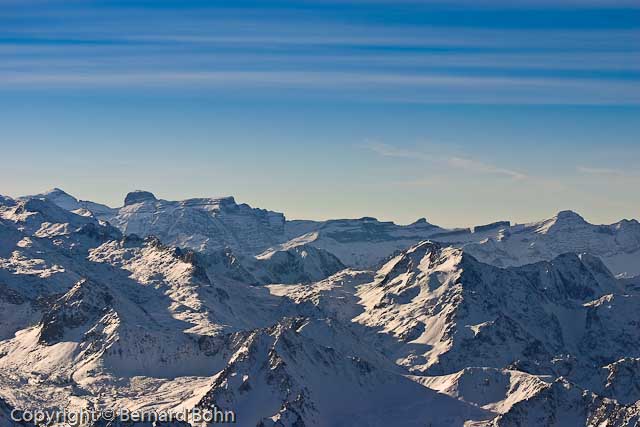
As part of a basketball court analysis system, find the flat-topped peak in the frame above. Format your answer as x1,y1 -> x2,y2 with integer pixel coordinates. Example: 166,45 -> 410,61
215,196 -> 237,205
555,210 -> 586,222
124,190 -> 157,206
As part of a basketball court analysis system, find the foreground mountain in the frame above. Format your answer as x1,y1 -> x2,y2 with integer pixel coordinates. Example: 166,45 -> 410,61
271,241 -> 640,425
195,317 -> 490,427
2,189 -> 638,426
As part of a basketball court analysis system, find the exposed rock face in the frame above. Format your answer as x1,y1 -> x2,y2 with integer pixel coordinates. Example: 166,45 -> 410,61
474,221 -> 511,233
600,358 -> 640,405
123,190 -> 158,206
100,194 -> 287,256
38,279 -> 114,344
485,378 -> 640,427
196,318 -> 490,427
0,397 -> 33,426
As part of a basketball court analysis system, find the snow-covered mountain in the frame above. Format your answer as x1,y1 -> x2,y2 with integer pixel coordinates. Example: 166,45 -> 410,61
443,210 -> 640,279
21,188 -> 114,218
271,240 -> 639,425
31,188 -> 640,279
1,188 -> 638,426
101,190 -> 287,255
283,216 -> 445,268
282,211 -> 640,279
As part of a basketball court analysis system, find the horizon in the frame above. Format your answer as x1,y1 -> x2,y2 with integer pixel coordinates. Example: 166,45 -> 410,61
4,186 -> 637,229
1,0 -> 638,228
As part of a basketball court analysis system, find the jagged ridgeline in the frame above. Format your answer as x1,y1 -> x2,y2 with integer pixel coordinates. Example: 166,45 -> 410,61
0,189 -> 638,426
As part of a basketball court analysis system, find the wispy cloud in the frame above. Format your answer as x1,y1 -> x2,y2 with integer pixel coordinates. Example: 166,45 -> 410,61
364,141 -> 431,160
5,28 -> 638,51
2,1 -> 638,107
313,0 -> 640,7
364,141 -> 527,180
1,70 -> 637,106
448,156 -> 527,180
4,51 -> 638,72
577,166 -> 638,178
1,71 -> 631,88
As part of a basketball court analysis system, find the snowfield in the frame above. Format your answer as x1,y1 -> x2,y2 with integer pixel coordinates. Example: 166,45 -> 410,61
0,188 -> 638,426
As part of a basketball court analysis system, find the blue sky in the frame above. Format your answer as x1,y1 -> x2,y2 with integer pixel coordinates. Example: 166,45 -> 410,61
1,0 -> 638,227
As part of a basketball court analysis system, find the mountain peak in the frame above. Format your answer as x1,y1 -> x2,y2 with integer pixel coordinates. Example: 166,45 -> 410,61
408,240 -> 443,254
44,187 -> 71,196
35,187 -> 77,202
124,190 -> 157,206
377,240 -> 465,284
555,210 -> 586,222
533,210 -> 589,235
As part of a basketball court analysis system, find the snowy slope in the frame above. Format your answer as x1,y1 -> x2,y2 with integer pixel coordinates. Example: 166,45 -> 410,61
413,368 -> 551,414
439,210 -> 640,279
484,378 -> 640,427
195,318 -> 491,427
279,211 -> 640,279
22,188 -> 115,218
270,240 -> 639,425
100,191 -> 286,255
352,241 -> 630,378
32,188 -> 640,278
0,196 -> 290,410
283,217 -> 445,268
253,243 -> 345,284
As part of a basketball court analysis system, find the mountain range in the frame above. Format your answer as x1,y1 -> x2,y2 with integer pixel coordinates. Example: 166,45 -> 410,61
0,188 -> 638,426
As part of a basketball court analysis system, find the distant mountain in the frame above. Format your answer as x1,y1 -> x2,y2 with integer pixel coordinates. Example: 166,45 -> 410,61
30,188 -> 640,278
283,216 -> 445,268
253,243 -> 345,284
100,191 -> 287,256
443,210 -> 640,279
21,188 -> 114,218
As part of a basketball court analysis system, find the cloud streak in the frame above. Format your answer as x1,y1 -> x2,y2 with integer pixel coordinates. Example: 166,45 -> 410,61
365,142 -> 528,180
311,0 -> 640,8
448,156 -> 527,180
577,166 -> 639,178
5,28 -> 639,51
2,2 -> 638,107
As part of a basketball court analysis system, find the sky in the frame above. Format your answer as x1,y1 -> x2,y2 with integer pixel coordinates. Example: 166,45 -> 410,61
0,0 -> 639,228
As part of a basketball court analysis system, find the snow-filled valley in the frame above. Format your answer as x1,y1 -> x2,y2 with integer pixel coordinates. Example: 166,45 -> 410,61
0,188 -> 639,426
